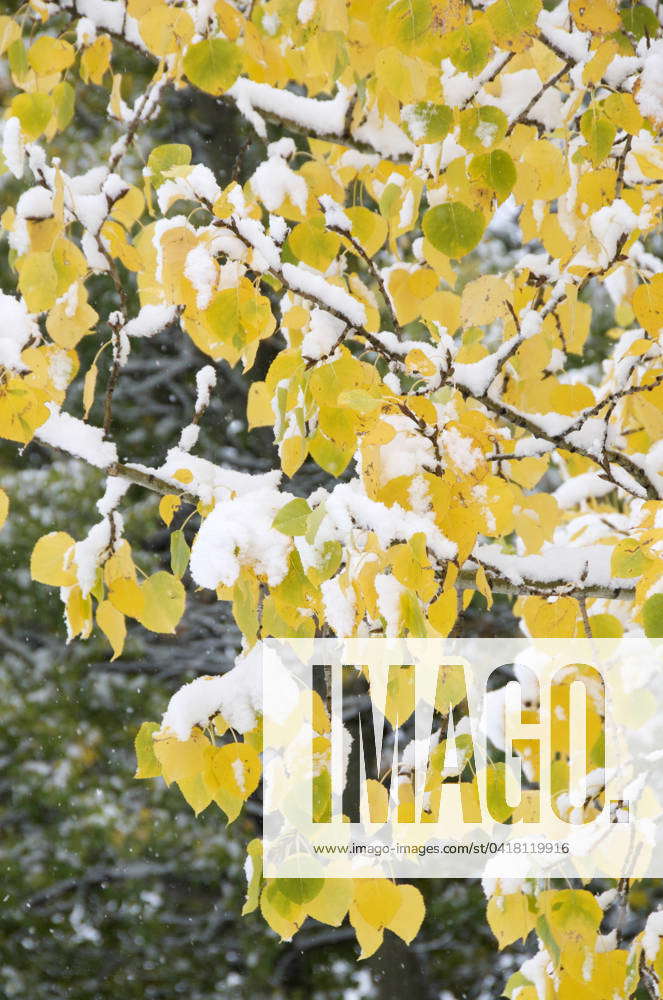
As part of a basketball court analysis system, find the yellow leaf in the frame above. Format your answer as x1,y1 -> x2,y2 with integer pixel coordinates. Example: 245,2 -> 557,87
281,435 -> 308,477
153,728 -> 208,784
66,585 -> 93,639
80,33 -> 112,85
134,721 -> 160,778
289,218 -> 341,271
405,348 -> 437,376
460,275 -> 511,327
82,363 -> 97,420
487,891 -> 537,949
514,141 -> 569,202
428,586 -> 458,637
365,777 -> 389,823
0,487 -> 8,530
569,0 -> 620,33
46,283 -> 98,349
30,531 -> 76,586
96,599 -> 126,659
386,884 -> 425,944
0,377 -> 50,445
633,275 -> 663,336
349,902 -> 384,959
111,186 -> 145,229
353,878 -> 401,929
177,772 -> 214,815
260,883 -> 304,941
28,35 -> 75,73
137,571 -> 186,633
345,206 -> 388,257
0,16 -> 21,56
103,540 -> 136,585
522,596 -> 579,638
207,742 -> 261,799
476,565 -> 493,609
173,467 -> 193,484
241,839 -> 263,915
247,381 -> 274,429
10,92 -> 53,141
108,576 -> 144,618
420,290 -> 461,336
307,878 -> 353,927
139,5 -> 194,57
18,252 -> 58,313
100,220 -> 143,271
159,494 -> 181,526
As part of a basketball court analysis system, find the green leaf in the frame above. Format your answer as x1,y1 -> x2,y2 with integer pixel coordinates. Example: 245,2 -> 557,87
485,761 -> 513,823
52,81 -> 75,132
273,498 -> 312,536
459,105 -> 508,153
580,106 -> 617,166
232,572 -> 259,643
242,839 -> 263,915
611,538 -> 651,579
423,202 -> 485,259
588,613 -> 623,639
308,432 -> 354,477
621,3 -> 658,39
205,288 -> 242,348
274,876 -> 324,905
372,0 -> 432,45
147,143 -> 192,186
170,529 -> 191,579
183,38 -> 243,95
7,38 -> 28,82
444,22 -> 492,74
11,92 -> 53,140
134,721 -> 161,778
312,770 -> 332,823
487,0 -> 541,44
402,101 -> 453,144
469,150 -> 516,202
643,594 -> 663,638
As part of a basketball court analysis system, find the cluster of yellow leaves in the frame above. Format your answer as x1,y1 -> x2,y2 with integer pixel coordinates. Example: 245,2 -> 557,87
3,0 -> 663,974
493,886 -> 643,1000
30,533 -> 185,656
257,869 -> 424,957
135,714 -> 424,955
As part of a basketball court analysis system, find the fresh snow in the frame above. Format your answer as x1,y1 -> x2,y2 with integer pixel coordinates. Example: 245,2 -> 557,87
96,475 -> 130,516
301,307 -> 345,360
229,78 -> 350,140
249,151 -> 308,214
36,405 -> 118,469
2,117 -> 24,179
123,304 -> 177,339
189,484 -> 292,589
554,472 -> 613,509
194,365 -> 216,414
160,647 -> 262,740
73,516 -> 121,597
637,40 -> 663,123
281,263 -> 366,327
0,293 -> 39,370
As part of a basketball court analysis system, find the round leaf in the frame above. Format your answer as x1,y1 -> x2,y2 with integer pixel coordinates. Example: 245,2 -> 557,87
643,594 -> 663,638
138,571 -> 186,633
183,38 -> 243,96
422,202 -> 485,259
273,498 -> 312,536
